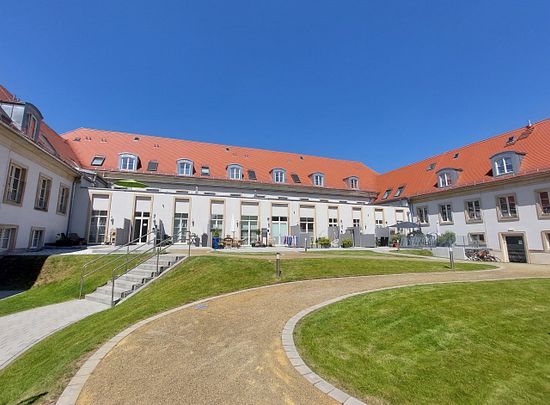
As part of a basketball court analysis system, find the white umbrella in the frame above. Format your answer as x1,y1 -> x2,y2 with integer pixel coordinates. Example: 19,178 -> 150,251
230,214 -> 236,243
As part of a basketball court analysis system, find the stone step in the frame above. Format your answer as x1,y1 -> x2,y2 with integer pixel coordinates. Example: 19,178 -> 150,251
107,279 -> 139,290
135,263 -> 168,272
129,269 -> 157,278
118,273 -> 151,284
95,285 -> 129,297
85,292 -> 118,306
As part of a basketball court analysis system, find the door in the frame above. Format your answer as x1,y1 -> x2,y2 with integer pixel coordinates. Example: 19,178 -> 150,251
89,210 -> 108,244
240,215 -> 259,245
133,211 -> 150,242
173,213 -> 188,243
505,236 -> 527,263
272,216 -> 288,245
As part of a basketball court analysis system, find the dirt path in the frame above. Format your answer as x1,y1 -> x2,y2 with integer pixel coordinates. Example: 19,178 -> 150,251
75,264 -> 550,405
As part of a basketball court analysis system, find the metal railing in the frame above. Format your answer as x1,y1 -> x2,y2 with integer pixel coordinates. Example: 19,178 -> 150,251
79,230 -> 157,299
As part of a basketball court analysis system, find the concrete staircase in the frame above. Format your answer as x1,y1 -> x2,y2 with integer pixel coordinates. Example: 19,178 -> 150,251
85,254 -> 184,306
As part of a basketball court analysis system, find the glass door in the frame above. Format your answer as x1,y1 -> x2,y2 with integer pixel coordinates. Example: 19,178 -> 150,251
133,211 -> 150,242
89,210 -> 108,244
173,213 -> 188,243
240,215 -> 259,246
271,216 -> 288,245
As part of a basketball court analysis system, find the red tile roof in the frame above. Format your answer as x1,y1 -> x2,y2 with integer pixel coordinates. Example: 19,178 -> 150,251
38,122 -> 82,167
0,84 -> 18,103
375,119 -> 550,202
61,128 -> 380,192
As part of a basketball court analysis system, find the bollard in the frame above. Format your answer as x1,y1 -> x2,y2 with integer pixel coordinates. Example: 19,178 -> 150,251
449,246 -> 455,269
275,252 -> 281,278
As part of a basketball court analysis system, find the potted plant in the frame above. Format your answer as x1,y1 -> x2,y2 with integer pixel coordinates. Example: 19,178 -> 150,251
212,230 -> 221,249
317,237 -> 331,248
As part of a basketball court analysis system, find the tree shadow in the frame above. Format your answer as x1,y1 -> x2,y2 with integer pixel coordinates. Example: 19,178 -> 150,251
16,391 -> 48,404
0,256 -> 49,290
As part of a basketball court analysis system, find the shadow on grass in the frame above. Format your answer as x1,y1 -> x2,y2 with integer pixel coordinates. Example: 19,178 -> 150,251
0,256 -> 49,291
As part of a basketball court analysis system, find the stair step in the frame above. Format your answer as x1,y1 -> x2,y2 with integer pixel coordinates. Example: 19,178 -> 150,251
129,269 -> 157,278
95,285 -> 129,297
85,292 -> 118,305
108,279 -> 140,290
137,263 -> 169,271
118,274 -> 150,283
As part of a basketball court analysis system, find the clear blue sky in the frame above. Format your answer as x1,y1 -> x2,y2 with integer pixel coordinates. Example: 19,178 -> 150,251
2,1 -> 550,172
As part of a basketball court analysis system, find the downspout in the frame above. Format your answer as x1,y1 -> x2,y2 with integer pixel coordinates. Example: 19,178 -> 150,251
66,177 -> 79,235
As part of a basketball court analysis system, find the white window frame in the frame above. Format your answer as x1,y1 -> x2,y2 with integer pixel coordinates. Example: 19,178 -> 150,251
3,161 -> 27,205
494,156 -> 514,176
91,156 -> 105,166
382,189 -> 392,199
439,203 -> 453,224
119,153 -> 138,171
29,227 -> 45,250
312,173 -> 324,187
227,165 -> 242,180
394,186 -> 404,197
417,206 -> 429,225
34,174 -> 52,211
465,199 -> 482,223
438,172 -> 452,188
273,169 -> 286,183
536,190 -> 550,218
348,177 -> 359,189
497,194 -> 518,221
177,159 -> 194,176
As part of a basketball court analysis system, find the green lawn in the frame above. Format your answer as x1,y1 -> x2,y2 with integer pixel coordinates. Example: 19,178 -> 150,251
390,248 -> 433,256
295,279 -> 550,404
0,256 -> 494,404
305,249 -> 389,256
0,255 -> 136,316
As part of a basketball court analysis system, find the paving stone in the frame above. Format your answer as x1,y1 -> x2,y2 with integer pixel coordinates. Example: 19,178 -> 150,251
328,388 -> 351,403
314,380 -> 335,394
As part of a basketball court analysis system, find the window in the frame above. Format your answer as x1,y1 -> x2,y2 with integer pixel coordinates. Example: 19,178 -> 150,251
300,217 -> 314,233
417,206 -> 429,225
497,195 -> 518,220
543,232 -> 550,251
329,217 -> 338,227
147,161 -> 158,171
273,169 -> 286,183
439,203 -> 453,223
201,166 -> 210,176
348,177 -> 359,189
291,174 -> 301,183
247,170 -> 257,180
34,175 -> 52,211
394,186 -> 405,197
494,156 -> 514,176
91,156 -> 105,166
382,189 -> 392,199
177,159 -> 193,176
119,154 -> 137,171
3,162 -> 27,205
312,173 -> 324,187
353,218 -> 360,227
26,114 -> 38,138
88,210 -> 108,243
210,214 -> 224,233
57,185 -> 70,215
0,226 -> 16,251
438,172 -> 452,188
469,233 -> 486,247
374,208 -> 384,226
427,163 -> 436,171
465,200 -> 482,222
227,165 -> 242,180
29,228 -> 44,249
537,191 -> 550,217
453,153 -> 460,159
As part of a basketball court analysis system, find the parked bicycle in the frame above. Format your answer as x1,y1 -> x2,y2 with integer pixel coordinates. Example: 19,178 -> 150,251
466,249 -> 500,262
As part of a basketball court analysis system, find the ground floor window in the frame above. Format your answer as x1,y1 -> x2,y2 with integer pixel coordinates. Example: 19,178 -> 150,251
353,218 -> 360,227
29,228 -> 44,249
328,217 -> 338,227
543,231 -> 550,251
469,233 -> 486,247
89,210 -> 108,244
0,226 -> 16,251
300,217 -> 314,234
211,214 -> 224,235
417,206 -> 428,225
271,216 -> 288,245
173,213 -> 188,242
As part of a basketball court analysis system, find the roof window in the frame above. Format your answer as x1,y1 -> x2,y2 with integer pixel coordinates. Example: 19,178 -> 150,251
147,161 -> 158,171
394,186 -> 405,197
348,176 -> 359,189
177,159 -> 194,176
272,169 -> 286,183
427,163 -> 436,171
228,164 -> 243,180
312,173 -> 324,187
119,153 -> 138,171
91,156 -> 105,166
201,166 -> 210,176
291,174 -> 301,183
453,153 -> 459,159
248,170 -> 257,180
382,189 -> 392,199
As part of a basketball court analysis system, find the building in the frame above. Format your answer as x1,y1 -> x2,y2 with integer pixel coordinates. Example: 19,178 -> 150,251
1,83 -> 549,263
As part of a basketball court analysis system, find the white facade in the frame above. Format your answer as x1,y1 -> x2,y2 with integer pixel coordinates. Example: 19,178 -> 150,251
0,123 -> 78,252
408,175 -> 550,264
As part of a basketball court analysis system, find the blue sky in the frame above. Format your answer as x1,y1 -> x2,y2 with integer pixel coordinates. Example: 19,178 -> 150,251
2,1 -> 550,172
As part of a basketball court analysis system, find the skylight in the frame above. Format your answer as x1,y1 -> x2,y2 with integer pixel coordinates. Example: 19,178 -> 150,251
291,174 -> 301,183
248,170 -> 257,180
147,161 -> 158,171
91,156 -> 105,166
394,186 -> 405,197
382,189 -> 392,199
427,163 -> 436,171
201,166 -> 210,176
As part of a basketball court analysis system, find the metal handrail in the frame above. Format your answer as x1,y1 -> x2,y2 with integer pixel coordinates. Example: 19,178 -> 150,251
107,228 -> 196,307
79,230 -> 157,298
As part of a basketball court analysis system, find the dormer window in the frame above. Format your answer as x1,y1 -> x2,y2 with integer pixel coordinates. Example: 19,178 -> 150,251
437,168 -> 461,188
91,156 -> 105,166
382,189 -> 392,199
119,154 -> 138,171
312,173 -> 324,187
177,159 -> 194,176
491,152 -> 523,177
348,177 -> 359,189
227,164 -> 243,180
272,169 -> 286,183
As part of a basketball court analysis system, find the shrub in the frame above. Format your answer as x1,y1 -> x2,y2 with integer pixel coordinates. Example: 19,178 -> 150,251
342,239 -> 353,248
437,231 -> 456,247
317,237 -> 331,248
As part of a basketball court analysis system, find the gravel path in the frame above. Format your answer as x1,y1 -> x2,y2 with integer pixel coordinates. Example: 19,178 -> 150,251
0,299 -> 108,370
74,264 -> 550,405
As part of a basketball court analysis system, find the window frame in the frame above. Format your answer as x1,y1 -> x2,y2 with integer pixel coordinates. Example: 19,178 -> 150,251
535,189 -> 550,219
3,160 -> 28,206
272,169 -> 286,184
416,206 -> 429,225
496,194 -> 519,221
119,153 -> 138,171
464,199 -> 483,223
382,189 -> 392,200
34,174 -> 52,211
90,156 -> 105,166
542,231 -> 550,252
177,159 -> 194,176
227,164 -> 243,180
0,225 -> 17,251
439,203 -> 453,224
438,172 -> 452,188
394,186 -> 405,197
312,173 -> 324,187
28,227 -> 45,250
494,156 -> 514,176
468,233 -> 486,247
56,184 -> 70,215
348,177 -> 359,190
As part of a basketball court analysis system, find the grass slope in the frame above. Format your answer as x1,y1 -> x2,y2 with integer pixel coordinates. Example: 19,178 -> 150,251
295,279 -> 550,404
0,256 -> 493,404
0,255 -> 134,316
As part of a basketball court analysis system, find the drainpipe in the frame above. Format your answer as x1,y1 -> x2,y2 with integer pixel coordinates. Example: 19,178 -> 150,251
66,177 -> 79,235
